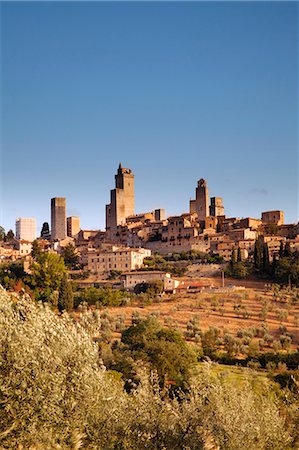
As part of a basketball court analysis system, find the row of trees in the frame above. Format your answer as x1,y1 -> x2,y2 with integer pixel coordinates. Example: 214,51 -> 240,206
226,240 -> 299,286
0,226 -> 14,242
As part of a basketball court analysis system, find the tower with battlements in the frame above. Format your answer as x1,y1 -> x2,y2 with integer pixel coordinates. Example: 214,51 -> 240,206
195,178 -> 209,222
106,164 -> 135,237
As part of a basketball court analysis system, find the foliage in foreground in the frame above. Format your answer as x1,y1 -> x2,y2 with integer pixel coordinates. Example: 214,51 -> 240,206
0,288 -> 297,449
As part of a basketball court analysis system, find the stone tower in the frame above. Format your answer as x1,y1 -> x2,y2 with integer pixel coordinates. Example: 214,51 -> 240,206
106,164 -> 135,236
209,197 -> 224,217
195,179 -> 209,222
51,197 -> 66,241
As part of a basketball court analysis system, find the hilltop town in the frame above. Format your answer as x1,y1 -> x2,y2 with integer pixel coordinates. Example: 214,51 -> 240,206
1,163 -> 298,289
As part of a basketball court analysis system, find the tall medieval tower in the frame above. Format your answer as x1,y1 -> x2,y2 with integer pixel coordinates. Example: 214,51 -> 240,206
195,179 -> 209,222
51,197 -> 66,241
106,164 -> 135,237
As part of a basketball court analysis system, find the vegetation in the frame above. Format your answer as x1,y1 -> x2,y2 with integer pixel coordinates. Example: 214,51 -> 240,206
0,227 -> 15,242
134,280 -> 164,296
225,260 -> 251,279
112,316 -> 197,391
275,252 -> 299,286
61,243 -> 80,269
0,225 -> 5,241
0,261 -> 27,290
0,289 -> 297,449
58,274 -> 74,312
226,240 -> 299,287
75,286 -> 132,308
143,254 -> 188,276
29,252 -> 67,301
31,239 -> 42,260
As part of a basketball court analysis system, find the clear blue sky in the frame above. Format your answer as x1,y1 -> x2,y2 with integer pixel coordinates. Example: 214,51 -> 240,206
1,1 -> 298,233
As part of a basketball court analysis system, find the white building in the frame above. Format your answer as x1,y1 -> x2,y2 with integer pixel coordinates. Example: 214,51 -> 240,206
87,246 -> 151,274
15,218 -> 36,242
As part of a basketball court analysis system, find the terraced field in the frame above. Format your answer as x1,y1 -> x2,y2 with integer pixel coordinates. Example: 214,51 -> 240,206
106,278 -> 299,352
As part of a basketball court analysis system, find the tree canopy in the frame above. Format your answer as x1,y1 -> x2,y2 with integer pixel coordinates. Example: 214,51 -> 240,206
0,290 -> 294,449
120,317 -> 197,389
29,252 -> 67,300
61,243 -> 80,269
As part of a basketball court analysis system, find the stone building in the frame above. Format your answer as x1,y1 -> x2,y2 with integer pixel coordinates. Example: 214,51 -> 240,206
161,215 -> 199,247
209,197 -> 224,217
195,178 -> 209,222
67,216 -> 80,238
205,216 -> 218,230
51,197 -> 66,241
87,246 -> 151,274
261,235 -> 286,261
227,228 -> 257,241
154,209 -> 165,221
189,199 -> 196,214
261,210 -> 284,226
106,164 -> 135,239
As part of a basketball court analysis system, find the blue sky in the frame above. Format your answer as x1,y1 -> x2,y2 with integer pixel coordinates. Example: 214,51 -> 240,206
1,1 -> 298,233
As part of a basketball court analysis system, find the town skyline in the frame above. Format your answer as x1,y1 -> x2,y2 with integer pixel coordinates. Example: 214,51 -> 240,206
1,162 -> 298,235
2,162 -> 299,236
1,2 -> 298,231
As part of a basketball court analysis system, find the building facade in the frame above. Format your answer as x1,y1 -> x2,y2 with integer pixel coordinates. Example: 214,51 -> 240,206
51,197 -> 66,241
262,210 -> 284,226
209,197 -> 224,217
67,216 -> 80,238
87,246 -> 151,274
15,217 -> 36,242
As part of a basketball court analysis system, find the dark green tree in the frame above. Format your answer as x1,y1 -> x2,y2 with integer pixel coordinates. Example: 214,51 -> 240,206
31,240 -> 42,260
62,243 -> 79,269
275,254 -> 299,287
0,226 -> 5,241
284,242 -> 291,257
263,243 -> 270,274
237,247 -> 242,263
271,253 -> 278,277
120,317 -> 197,389
6,230 -> 14,241
230,248 -> 237,267
134,280 -> 164,295
279,241 -> 284,258
58,274 -> 74,312
254,240 -> 263,271
201,327 -> 221,358
29,253 -> 67,300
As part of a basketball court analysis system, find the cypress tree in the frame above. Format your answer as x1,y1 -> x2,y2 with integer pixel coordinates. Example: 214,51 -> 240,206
237,247 -> 242,262
284,242 -> 291,257
58,275 -> 74,312
254,240 -> 262,271
263,243 -> 270,274
271,253 -> 277,277
31,240 -> 42,261
231,248 -> 237,266
279,241 -> 284,258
